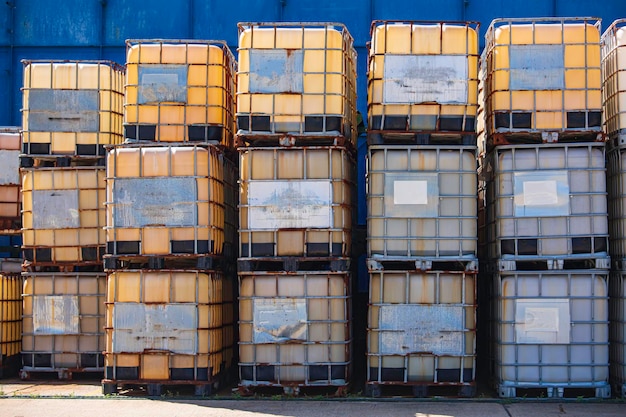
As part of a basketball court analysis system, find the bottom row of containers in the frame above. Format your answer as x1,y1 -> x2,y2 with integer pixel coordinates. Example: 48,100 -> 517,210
1,269 -> 626,397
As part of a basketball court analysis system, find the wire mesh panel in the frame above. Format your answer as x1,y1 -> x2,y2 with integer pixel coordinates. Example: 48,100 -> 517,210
484,18 -> 603,142
238,271 -> 351,387
367,146 -> 477,260
104,270 -> 228,382
21,60 -> 124,156
493,270 -> 610,398
236,22 -> 357,145
124,40 -> 236,146
21,273 -> 105,376
367,270 -> 476,386
609,270 -> 626,397
21,167 -> 105,266
239,146 -> 354,258
367,21 -> 479,137
601,19 -> 626,144
483,143 -> 609,268
0,128 -> 21,229
0,273 -> 22,376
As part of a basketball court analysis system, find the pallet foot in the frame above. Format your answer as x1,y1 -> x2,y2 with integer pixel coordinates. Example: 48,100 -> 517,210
102,383 -> 117,395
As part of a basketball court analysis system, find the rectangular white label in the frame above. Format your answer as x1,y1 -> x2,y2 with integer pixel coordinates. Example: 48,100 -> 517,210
383,55 -> 468,104
515,299 -> 570,344
248,180 -> 332,229
393,180 -> 428,205
249,50 -> 304,94
253,298 -> 307,343
522,180 -> 558,206
378,305 -> 465,355
32,189 -> 80,229
509,45 -> 565,90
33,295 -> 80,334
113,303 -> 198,354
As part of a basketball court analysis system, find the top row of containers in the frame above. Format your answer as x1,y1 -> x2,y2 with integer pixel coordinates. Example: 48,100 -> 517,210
16,19 -> 626,157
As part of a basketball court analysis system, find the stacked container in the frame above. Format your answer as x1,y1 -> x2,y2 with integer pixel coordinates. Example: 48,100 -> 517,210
481,18 -> 611,398
602,18 -> 626,398
18,61 -> 123,379
365,21 -> 479,398
102,40 -> 238,396
236,22 -> 356,395
0,127 -> 22,377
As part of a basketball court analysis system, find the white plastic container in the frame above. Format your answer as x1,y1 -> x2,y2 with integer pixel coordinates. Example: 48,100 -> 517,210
493,270 -> 610,398
367,146 -> 477,259
483,143 -> 609,265
609,271 -> 626,397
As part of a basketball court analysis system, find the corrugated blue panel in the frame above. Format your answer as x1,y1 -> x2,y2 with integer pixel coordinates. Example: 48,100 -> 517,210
104,0 -> 191,45
192,1 -> 279,46
283,0 -> 371,45
373,0 -> 464,22
556,0 -> 622,31
14,0 -> 101,46
0,48 -> 11,124
0,3 -> 12,45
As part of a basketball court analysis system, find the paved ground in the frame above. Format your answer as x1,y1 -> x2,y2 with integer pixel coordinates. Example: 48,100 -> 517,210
0,378 -> 625,417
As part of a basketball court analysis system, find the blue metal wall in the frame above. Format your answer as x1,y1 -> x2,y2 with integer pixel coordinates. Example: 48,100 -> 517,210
2,0 -> 625,126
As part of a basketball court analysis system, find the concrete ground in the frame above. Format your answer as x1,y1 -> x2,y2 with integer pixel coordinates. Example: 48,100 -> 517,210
0,378 -> 624,417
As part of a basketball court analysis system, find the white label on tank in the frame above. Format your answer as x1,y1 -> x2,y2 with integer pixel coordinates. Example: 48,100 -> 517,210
113,177 -> 197,227
514,171 -> 569,217
249,50 -> 304,94
112,303 -> 198,354
138,64 -> 188,104
32,189 -> 80,229
384,173 -> 439,218
378,305 -> 465,355
522,180 -> 558,206
509,45 -> 565,90
33,295 -> 80,335
383,55 -> 468,104
393,180 -> 428,205
0,150 -> 20,185
248,180 -> 332,229
253,298 -> 307,343
515,299 -> 570,344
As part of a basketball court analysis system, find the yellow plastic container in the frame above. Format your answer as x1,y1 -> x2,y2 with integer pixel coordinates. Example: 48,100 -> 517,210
106,144 -> 232,257
367,146 -> 477,258
367,270 -> 476,386
22,60 -> 124,156
21,167 -> 105,266
238,271 -> 350,386
0,273 -> 22,372
104,270 -> 226,381
237,22 -> 357,144
21,273 -> 105,375
602,19 -> 626,142
484,17 -> 602,136
0,128 -> 21,229
368,21 -> 479,134
125,40 -> 236,146
239,146 -> 354,258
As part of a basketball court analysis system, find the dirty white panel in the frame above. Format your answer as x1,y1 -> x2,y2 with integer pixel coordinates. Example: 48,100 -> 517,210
28,90 -> 100,132
138,64 -> 188,104
0,150 -> 20,185
253,298 -> 307,343
113,177 -> 197,227
248,180 -> 332,229
33,295 -> 80,334
513,171 -> 569,217
32,189 -> 80,229
509,45 -> 565,90
249,50 -> 304,94
383,55 -> 468,104
515,299 -> 570,344
113,303 -> 197,354
378,305 -> 465,355
384,173 -> 439,218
